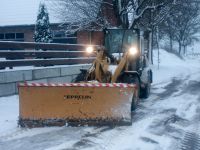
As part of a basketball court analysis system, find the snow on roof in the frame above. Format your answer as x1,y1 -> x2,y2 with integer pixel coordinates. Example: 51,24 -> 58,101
0,0 -> 60,26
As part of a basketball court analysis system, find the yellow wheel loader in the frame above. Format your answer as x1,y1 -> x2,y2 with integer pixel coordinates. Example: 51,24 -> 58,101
18,29 -> 152,127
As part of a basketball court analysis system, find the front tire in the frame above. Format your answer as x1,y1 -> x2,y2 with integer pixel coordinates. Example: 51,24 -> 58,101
140,83 -> 150,99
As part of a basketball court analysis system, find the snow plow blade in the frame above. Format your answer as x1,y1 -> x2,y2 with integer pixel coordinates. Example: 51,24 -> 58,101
18,83 -> 136,127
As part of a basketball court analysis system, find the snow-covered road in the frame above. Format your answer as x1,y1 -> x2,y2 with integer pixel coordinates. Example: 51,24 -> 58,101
0,50 -> 200,150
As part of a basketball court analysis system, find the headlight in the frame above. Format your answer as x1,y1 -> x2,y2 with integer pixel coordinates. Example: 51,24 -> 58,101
129,47 -> 137,55
86,46 -> 94,53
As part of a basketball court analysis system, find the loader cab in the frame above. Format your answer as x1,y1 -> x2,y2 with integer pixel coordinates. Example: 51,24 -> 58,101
104,28 -> 152,99
104,29 -> 142,71
104,29 -> 140,55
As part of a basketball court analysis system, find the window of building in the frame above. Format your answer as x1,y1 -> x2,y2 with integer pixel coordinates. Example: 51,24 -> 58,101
0,34 -> 4,39
0,32 -> 24,41
52,30 -> 77,43
16,33 -> 24,39
5,33 -> 15,39
53,31 -> 65,38
52,37 -> 77,44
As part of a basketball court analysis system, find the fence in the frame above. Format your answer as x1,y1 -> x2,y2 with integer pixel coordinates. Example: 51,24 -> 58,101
0,41 -> 97,68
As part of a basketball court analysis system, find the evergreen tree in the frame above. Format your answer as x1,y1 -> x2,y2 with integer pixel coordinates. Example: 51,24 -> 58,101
34,3 -> 52,43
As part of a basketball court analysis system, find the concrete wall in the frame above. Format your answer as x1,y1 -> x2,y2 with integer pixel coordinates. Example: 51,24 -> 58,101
0,65 -> 90,97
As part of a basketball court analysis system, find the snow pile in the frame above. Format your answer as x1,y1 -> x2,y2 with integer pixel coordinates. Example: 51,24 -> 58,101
0,96 -> 19,135
108,65 -> 118,75
153,49 -> 189,84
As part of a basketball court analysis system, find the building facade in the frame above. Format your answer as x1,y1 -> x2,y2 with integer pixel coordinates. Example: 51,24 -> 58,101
0,24 -> 77,44
0,0 -> 120,46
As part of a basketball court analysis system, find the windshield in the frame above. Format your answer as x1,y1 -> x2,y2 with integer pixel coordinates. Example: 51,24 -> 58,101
105,29 -> 138,54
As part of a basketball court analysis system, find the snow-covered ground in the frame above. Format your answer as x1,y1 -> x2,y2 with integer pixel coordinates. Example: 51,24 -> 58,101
0,49 -> 200,150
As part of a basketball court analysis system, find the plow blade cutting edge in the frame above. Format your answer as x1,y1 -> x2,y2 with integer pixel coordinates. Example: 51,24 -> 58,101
18,83 -> 136,127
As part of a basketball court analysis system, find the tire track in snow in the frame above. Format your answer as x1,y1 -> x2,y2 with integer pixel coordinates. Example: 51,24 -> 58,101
180,131 -> 200,150
180,114 -> 200,150
81,95 -> 165,150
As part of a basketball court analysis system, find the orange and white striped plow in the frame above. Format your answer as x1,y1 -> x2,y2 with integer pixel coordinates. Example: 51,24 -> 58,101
18,83 -> 137,127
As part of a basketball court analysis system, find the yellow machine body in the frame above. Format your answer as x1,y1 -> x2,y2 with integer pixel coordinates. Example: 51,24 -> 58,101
18,29 -> 149,127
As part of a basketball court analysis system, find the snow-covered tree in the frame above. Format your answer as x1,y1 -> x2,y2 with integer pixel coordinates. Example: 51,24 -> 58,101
48,0 -> 175,31
47,0 -> 114,33
34,3 -> 52,43
115,0 -> 176,63
114,0 -> 175,29
161,0 -> 200,55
